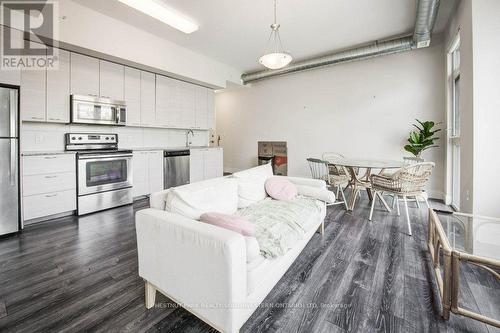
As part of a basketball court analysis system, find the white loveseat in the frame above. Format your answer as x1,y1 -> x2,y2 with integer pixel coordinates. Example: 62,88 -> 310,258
135,164 -> 333,333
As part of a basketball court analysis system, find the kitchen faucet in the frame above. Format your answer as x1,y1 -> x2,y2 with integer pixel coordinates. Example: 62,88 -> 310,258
186,129 -> 194,147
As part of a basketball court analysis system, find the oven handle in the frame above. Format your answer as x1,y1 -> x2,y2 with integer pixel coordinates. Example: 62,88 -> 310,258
78,154 -> 133,161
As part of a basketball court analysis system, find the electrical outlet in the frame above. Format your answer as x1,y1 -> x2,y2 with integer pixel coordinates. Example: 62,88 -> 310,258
35,134 -> 43,144
465,189 -> 470,201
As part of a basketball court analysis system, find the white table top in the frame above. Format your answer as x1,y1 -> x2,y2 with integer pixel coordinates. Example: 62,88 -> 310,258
326,157 -> 406,169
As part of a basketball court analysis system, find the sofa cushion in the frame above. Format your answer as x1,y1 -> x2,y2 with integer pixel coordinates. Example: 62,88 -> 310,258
265,177 -> 298,201
232,164 -> 274,208
165,178 -> 238,220
200,212 -> 255,236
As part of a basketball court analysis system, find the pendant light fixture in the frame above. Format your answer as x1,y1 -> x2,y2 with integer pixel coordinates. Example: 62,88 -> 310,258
259,0 -> 292,70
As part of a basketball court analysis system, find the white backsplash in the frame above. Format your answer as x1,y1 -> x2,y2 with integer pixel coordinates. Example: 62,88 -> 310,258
21,122 -> 209,152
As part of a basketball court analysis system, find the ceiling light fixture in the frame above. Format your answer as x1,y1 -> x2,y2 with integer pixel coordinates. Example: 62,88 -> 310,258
117,0 -> 199,34
259,0 -> 292,70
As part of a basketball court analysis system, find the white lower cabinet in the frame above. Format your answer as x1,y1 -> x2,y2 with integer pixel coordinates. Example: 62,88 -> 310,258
22,154 -> 77,221
133,150 -> 164,197
189,148 -> 223,183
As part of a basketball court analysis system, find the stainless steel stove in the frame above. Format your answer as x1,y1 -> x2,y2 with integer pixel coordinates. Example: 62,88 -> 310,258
65,133 -> 133,215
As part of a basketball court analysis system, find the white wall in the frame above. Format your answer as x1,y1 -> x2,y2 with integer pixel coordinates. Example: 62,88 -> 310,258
445,0 -> 500,217
471,0 -> 500,217
444,0 -> 474,213
216,42 -> 446,199
21,123 -> 208,152
2,0 -> 241,88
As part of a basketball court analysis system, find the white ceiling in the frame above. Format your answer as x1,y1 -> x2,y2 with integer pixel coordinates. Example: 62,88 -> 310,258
73,0 -> 456,73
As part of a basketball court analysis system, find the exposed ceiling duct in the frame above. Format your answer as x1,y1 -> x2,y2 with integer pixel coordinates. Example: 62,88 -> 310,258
241,0 -> 441,84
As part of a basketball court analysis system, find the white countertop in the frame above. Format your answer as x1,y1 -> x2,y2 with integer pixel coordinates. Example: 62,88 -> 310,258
130,146 -> 222,151
21,151 -> 77,156
21,146 -> 222,156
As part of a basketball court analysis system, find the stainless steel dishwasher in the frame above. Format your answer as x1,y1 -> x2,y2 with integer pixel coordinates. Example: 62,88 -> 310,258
164,149 -> 190,189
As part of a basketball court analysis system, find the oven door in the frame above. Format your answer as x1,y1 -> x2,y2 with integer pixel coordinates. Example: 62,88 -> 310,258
78,153 -> 133,195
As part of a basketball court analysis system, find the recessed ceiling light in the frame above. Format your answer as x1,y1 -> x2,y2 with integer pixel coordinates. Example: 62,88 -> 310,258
117,0 -> 199,34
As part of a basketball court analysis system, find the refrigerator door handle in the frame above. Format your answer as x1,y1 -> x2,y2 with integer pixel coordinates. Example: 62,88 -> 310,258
9,89 -> 17,138
10,140 -> 16,186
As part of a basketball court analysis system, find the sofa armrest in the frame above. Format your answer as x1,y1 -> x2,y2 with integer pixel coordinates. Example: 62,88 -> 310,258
135,208 -> 246,332
273,175 -> 327,189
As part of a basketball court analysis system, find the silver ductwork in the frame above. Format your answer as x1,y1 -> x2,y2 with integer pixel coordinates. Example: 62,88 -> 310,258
242,0 -> 440,84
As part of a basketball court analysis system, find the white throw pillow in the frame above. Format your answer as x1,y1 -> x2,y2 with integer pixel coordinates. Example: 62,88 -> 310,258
232,164 -> 274,208
295,185 -> 336,203
165,178 -> 239,220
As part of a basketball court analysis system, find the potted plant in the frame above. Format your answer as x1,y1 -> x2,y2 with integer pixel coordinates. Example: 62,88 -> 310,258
404,119 -> 441,161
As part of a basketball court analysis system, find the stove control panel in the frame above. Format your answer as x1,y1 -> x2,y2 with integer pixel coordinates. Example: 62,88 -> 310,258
65,133 -> 119,151
66,133 -> 118,145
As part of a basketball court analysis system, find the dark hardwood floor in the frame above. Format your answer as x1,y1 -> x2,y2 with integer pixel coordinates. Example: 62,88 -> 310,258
0,195 -> 498,333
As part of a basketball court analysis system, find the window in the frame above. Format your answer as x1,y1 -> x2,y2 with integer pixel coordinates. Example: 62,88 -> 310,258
447,35 -> 461,210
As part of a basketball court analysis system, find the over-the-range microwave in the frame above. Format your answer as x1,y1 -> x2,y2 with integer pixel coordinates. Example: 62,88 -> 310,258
71,94 -> 127,126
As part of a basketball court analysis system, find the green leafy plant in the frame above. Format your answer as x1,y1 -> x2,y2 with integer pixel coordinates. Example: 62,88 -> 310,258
404,119 -> 441,157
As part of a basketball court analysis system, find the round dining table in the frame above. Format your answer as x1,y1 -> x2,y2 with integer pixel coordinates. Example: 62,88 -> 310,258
326,157 -> 406,211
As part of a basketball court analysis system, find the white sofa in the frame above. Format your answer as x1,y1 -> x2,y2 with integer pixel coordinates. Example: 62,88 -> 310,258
135,164 -> 332,333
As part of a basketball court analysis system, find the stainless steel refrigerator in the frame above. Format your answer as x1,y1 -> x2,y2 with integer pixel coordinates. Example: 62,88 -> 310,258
0,85 -> 20,236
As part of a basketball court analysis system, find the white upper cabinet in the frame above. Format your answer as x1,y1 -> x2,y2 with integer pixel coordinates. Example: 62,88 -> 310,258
140,71 -> 156,127
99,60 -> 124,100
124,67 -> 141,126
21,42 -> 46,122
207,89 -> 215,130
155,75 -> 174,128
195,86 -> 208,129
46,48 -> 70,123
70,53 -> 99,97
0,27 -> 22,86
180,81 -> 196,129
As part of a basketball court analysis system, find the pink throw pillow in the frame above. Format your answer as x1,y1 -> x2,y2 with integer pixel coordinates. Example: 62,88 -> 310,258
265,177 -> 298,201
199,212 -> 255,236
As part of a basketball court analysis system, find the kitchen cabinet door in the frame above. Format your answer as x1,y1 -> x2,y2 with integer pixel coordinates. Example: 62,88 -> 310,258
21,42 -> 46,122
99,60 -> 124,100
124,67 -> 141,126
132,152 -> 148,197
155,75 -> 173,127
195,86 -> 208,129
140,71 -> 156,127
189,149 -> 205,183
204,148 -> 223,180
207,89 -> 215,130
46,48 -> 70,123
181,82 -> 196,129
0,27 -> 21,86
148,151 -> 164,193
70,53 -> 99,97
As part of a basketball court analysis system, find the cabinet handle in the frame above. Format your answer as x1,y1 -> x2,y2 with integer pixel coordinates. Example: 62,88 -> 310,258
45,194 -> 58,198
31,117 -> 44,120
45,175 -> 58,179
49,118 -> 61,121
44,156 -> 57,159
87,94 -> 98,97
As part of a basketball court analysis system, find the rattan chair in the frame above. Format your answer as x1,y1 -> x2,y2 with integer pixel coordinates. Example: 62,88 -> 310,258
369,162 -> 435,236
306,158 -> 348,209
321,153 -> 350,209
